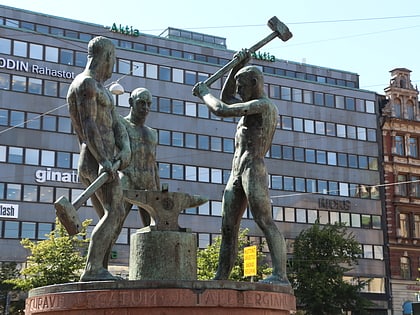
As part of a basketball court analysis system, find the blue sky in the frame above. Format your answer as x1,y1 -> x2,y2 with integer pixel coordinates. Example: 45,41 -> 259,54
3,0 -> 420,93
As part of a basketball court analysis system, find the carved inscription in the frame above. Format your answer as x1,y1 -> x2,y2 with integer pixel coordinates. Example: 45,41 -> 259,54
199,290 -> 294,309
26,288 -> 295,313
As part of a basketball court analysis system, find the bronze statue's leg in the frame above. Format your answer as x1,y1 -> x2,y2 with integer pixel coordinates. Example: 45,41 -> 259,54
214,176 -> 247,280
243,164 -> 289,285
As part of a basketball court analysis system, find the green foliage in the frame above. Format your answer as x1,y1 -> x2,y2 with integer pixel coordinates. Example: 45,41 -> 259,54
6,218 -> 91,291
0,262 -> 22,314
197,228 -> 272,281
289,222 -> 372,315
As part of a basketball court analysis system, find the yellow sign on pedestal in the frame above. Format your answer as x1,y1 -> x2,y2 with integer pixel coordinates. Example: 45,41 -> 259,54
243,245 -> 257,277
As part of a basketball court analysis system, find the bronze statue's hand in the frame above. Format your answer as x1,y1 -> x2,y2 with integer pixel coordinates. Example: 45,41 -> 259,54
99,159 -> 117,181
115,148 -> 131,170
192,81 -> 209,98
234,48 -> 251,66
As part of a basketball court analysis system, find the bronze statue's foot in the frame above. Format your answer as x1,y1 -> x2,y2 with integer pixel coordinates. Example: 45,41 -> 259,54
259,274 -> 291,286
80,268 -> 122,282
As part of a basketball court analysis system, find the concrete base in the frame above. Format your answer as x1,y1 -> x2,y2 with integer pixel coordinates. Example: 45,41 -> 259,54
25,280 -> 296,314
129,229 -> 197,280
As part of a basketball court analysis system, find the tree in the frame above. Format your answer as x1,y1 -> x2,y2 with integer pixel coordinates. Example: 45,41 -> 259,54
6,218 -> 91,291
197,228 -> 272,281
289,221 -> 372,315
0,262 -> 24,314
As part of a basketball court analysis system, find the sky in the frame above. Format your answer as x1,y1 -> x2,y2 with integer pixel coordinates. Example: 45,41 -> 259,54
2,0 -> 420,94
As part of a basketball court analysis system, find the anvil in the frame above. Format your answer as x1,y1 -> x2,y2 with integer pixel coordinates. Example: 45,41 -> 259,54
123,189 -> 208,231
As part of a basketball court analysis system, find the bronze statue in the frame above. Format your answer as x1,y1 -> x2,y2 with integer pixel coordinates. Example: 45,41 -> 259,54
67,36 -> 131,281
193,50 -> 289,285
119,88 -> 160,226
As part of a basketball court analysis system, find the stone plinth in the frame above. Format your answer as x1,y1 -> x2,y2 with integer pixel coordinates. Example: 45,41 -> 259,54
129,228 -> 197,280
25,280 -> 296,315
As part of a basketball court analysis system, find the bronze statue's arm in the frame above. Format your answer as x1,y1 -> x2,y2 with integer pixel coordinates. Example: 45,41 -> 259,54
221,49 -> 251,104
112,109 -> 131,170
78,79 -> 112,171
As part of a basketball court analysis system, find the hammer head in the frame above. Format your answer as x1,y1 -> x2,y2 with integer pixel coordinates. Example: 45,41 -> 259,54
268,16 -> 292,42
54,196 -> 82,236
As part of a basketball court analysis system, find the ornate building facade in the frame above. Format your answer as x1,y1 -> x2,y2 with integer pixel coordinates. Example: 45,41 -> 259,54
381,68 -> 420,314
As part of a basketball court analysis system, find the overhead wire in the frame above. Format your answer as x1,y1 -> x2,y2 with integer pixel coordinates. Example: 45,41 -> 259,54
1,14 -> 419,186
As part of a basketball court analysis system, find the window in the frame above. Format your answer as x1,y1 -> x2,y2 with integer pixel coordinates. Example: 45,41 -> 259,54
25,149 -> 39,165
304,120 -> 314,133
409,137 -> 418,158
0,146 -> 6,162
315,121 -> 325,135
303,90 -> 313,104
10,111 -> 24,128
400,256 -> 411,279
118,59 -> 130,74
132,62 -> 144,77
29,43 -> 43,60
283,146 -> 293,160
172,68 -> 183,83
159,163 -> 170,178
28,78 -> 42,94
22,222 -> 36,239
0,38 -> 11,54
414,215 -> 420,238
146,64 -> 157,79
44,80 -> 58,97
411,176 -> 420,198
57,152 -> 71,168
395,135 -> 405,155
185,71 -> 196,85
198,135 -> 209,150
13,41 -> 27,57
271,176 -> 282,189
4,221 -> 19,238
345,97 -> 355,110
159,66 -> 171,81
399,213 -> 409,238
40,150 -> 54,167
6,183 -> 21,201
293,118 -> 303,132
23,185 -> 38,201
282,116 -> 292,130
60,49 -> 73,65
38,223 -> 53,239
347,126 -> 356,139
9,147 -> 23,163
407,103 -> 415,120
314,92 -> 324,106
336,96 -> 345,109
185,166 -> 196,181
394,101 -> 402,118
185,102 -> 196,117
281,87 -> 291,101
292,88 -> 302,102
12,75 -> 26,92
397,174 -> 408,196
336,124 -> 346,137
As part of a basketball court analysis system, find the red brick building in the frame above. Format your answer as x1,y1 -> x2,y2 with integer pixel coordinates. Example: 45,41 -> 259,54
381,68 -> 420,314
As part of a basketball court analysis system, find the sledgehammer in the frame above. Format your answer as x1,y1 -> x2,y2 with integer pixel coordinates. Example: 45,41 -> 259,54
200,16 -> 292,88
54,160 -> 120,235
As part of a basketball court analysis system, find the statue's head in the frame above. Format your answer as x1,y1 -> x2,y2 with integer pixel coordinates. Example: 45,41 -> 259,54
129,88 -> 153,121
234,66 -> 265,100
87,36 -> 115,78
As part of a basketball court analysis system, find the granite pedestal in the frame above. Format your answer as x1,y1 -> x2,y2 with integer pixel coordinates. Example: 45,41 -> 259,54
25,280 -> 296,314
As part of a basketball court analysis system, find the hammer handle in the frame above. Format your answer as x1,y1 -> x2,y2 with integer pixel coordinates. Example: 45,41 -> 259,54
73,160 -> 121,210
73,171 -> 110,210
203,32 -> 278,87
